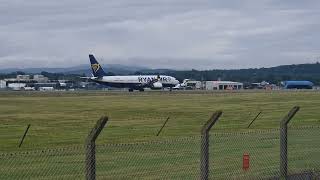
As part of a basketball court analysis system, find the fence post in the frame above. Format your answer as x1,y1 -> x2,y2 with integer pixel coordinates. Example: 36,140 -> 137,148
156,117 -> 170,136
247,111 -> 262,128
18,124 -> 31,148
85,116 -> 108,180
280,106 -> 300,179
200,111 -> 223,180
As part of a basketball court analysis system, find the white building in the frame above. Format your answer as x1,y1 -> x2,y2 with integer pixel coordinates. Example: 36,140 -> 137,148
0,80 -> 6,89
16,75 -> 30,80
205,81 -> 243,90
7,83 -> 26,90
33,75 -> 48,82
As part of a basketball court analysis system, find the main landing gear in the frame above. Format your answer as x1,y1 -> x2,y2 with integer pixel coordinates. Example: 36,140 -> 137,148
128,88 -> 144,92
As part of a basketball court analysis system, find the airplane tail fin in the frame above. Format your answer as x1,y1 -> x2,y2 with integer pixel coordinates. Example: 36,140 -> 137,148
89,54 -> 107,77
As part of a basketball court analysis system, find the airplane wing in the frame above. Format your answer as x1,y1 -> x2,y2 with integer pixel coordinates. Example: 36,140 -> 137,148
80,76 -> 102,81
80,73 -> 96,79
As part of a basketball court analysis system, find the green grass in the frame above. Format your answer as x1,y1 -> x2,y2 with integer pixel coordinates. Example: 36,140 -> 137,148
0,129 -> 318,179
0,91 -> 319,151
0,91 -> 319,179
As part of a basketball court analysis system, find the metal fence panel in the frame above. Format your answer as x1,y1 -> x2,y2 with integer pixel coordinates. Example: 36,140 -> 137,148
0,147 -> 85,179
210,130 -> 280,179
0,128 -> 319,179
96,137 -> 201,179
288,127 -> 320,175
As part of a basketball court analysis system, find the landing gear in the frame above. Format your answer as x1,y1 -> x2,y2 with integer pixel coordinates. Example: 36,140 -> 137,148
128,88 -> 144,92
169,87 -> 173,92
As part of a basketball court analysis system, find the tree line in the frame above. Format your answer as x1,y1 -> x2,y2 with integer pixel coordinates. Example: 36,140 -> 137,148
1,62 -> 320,85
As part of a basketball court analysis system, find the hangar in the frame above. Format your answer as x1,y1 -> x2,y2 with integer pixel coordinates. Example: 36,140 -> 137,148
282,81 -> 313,89
0,80 -> 6,89
205,81 -> 243,90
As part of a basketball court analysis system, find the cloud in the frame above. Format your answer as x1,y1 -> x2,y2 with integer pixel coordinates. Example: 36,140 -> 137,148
0,0 -> 320,69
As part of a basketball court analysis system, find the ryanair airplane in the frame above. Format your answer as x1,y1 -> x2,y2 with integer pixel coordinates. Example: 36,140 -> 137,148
86,54 -> 180,92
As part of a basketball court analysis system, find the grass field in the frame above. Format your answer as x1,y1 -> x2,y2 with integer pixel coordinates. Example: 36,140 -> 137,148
0,90 -> 319,151
0,90 -> 319,179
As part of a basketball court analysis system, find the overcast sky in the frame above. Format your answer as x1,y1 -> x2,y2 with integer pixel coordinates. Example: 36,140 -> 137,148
1,0 -> 320,69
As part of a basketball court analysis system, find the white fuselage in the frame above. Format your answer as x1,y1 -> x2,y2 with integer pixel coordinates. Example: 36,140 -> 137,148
91,75 -> 179,89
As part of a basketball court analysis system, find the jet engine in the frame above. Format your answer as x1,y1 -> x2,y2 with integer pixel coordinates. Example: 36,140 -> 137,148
152,82 -> 163,89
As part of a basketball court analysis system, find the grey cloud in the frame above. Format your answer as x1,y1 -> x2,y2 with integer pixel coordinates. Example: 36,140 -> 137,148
0,0 -> 320,69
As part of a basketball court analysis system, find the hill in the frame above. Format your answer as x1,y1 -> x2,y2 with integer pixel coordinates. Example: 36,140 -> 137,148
161,63 -> 320,84
1,62 -> 320,84
0,64 -> 146,75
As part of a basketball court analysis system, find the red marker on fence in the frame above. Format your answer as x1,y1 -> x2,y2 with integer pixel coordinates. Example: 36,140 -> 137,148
243,153 -> 250,171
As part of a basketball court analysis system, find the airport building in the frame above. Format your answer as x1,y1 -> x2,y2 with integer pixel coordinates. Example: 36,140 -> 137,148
205,81 -> 243,90
8,83 -> 27,91
281,81 -> 314,89
1,77 -> 37,90
33,75 -> 49,83
16,75 -> 30,81
0,80 -> 6,89
184,80 -> 203,90
0,74 -> 76,91
34,83 -> 59,90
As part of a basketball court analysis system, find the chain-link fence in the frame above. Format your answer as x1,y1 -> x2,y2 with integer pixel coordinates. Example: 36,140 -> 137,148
0,146 -> 85,179
95,137 -> 200,179
210,129 -> 280,179
209,127 -> 320,179
287,127 -> 320,178
0,137 -> 201,179
1,127 -> 319,179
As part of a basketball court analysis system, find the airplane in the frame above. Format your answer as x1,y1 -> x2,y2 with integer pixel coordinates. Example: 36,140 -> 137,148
85,54 -> 180,92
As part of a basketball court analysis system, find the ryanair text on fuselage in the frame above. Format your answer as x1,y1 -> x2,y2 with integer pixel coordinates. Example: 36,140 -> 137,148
138,76 -> 171,83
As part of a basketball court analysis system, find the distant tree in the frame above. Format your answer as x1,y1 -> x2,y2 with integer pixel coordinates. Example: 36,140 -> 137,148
16,71 -> 25,75
134,71 -> 143,75
2,62 -> 320,85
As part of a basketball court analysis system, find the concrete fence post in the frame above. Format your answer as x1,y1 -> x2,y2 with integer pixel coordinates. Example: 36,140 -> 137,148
85,116 -> 108,180
280,106 -> 300,179
200,111 -> 223,180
